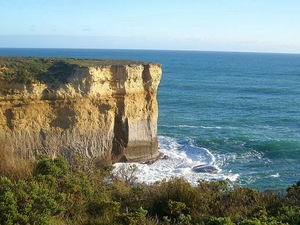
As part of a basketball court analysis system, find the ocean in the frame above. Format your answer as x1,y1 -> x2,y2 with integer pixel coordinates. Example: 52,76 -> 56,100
1,48 -> 299,190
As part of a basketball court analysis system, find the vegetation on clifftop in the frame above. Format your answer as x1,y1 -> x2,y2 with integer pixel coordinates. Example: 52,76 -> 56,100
0,57 -> 76,84
0,143 -> 299,225
0,57 -> 146,84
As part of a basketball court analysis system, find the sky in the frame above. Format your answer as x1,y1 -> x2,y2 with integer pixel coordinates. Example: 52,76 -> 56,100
1,0 -> 300,53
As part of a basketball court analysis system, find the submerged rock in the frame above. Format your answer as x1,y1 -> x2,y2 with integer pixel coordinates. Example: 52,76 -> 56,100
192,164 -> 219,173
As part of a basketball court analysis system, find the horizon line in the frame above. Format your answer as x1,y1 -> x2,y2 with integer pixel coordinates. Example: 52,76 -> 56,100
1,47 -> 300,56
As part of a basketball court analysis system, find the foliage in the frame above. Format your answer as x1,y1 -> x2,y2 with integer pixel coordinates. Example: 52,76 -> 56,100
0,57 -> 142,84
0,57 -> 75,83
34,155 -> 68,177
112,164 -> 138,184
0,176 -> 66,225
206,217 -> 234,225
0,155 -> 299,224
115,207 -> 149,225
286,181 -> 300,206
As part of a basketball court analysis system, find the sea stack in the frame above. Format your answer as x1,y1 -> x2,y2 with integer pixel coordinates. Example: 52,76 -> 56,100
0,58 -> 162,163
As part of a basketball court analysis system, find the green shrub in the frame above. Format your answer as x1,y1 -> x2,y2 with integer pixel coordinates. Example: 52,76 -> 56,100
14,180 -> 66,224
276,206 -> 300,225
0,176 -> 66,225
167,200 -> 189,218
1,155 -> 300,224
144,177 -> 196,218
240,218 -> 262,225
206,217 -> 235,225
87,200 -> 121,224
115,207 -> 148,225
286,181 -> 300,206
34,155 -> 68,177
0,177 -> 18,225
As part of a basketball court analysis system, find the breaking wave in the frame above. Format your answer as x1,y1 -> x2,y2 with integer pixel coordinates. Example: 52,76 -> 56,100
114,136 -> 239,185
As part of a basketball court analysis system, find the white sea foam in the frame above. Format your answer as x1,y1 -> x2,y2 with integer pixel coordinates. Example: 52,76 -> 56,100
113,136 -> 239,185
270,173 -> 280,178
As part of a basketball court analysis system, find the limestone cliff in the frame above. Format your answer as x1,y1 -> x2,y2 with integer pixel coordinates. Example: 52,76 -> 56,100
0,58 -> 162,163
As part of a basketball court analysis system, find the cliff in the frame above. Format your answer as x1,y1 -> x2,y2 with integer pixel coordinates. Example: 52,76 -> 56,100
0,57 -> 162,163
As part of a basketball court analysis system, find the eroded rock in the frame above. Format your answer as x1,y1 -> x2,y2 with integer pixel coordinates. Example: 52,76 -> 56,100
0,58 -> 162,163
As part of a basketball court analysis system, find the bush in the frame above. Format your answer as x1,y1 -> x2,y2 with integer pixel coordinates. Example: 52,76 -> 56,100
276,206 -> 300,225
1,155 -> 300,224
0,176 -> 66,225
87,200 -> 121,224
112,164 -> 138,184
115,207 -> 148,225
0,177 -> 18,225
34,155 -> 68,177
206,217 -> 234,225
286,181 -> 300,206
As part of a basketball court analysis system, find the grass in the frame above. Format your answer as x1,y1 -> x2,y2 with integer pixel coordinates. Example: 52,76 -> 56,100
0,138 -> 33,181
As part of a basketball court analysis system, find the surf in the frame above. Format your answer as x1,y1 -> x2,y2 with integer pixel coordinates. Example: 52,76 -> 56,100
113,136 -> 239,185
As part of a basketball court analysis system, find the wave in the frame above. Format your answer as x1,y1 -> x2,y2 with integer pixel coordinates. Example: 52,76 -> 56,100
113,135 -> 293,188
160,124 -> 222,129
253,140 -> 300,158
114,135 -> 239,185
178,125 -> 222,129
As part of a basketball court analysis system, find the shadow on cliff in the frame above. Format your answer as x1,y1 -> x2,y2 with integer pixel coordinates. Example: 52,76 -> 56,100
36,60 -> 76,84
35,61 -> 77,100
112,96 -> 129,162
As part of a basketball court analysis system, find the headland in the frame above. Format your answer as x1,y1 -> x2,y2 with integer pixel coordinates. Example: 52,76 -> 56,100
0,57 -> 162,163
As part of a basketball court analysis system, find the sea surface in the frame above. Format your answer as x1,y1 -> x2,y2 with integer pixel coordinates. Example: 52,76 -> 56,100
1,48 -> 300,190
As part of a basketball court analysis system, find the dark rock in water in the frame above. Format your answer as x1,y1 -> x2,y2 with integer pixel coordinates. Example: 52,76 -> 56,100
161,155 -> 170,160
192,164 -> 219,173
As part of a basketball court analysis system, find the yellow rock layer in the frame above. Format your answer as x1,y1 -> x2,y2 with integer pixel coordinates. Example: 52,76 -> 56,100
0,63 -> 162,163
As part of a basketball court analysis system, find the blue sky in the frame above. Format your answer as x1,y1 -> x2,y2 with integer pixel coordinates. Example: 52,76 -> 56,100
1,0 -> 300,53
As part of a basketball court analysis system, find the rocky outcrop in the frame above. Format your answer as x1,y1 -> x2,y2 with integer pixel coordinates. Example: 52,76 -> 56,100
0,58 -> 162,163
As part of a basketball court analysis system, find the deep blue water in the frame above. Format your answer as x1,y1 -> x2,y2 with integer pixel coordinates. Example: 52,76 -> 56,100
1,48 -> 300,190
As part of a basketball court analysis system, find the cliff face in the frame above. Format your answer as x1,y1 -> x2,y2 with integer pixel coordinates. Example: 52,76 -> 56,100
0,58 -> 162,163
